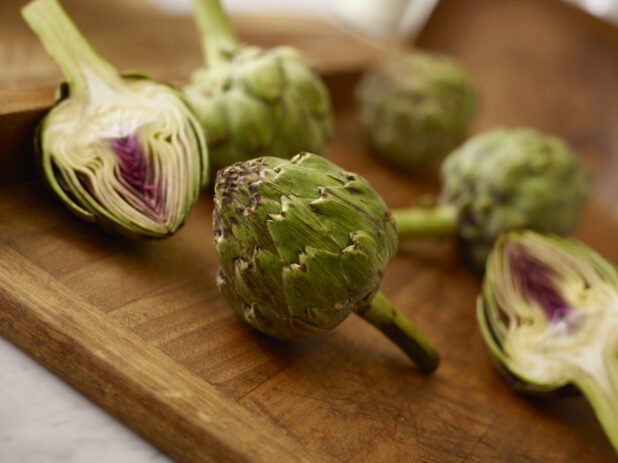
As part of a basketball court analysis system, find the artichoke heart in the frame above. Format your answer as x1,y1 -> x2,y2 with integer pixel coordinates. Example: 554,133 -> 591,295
23,0 -> 208,238
184,0 -> 333,175
478,231 -> 618,452
213,153 -> 439,372
392,128 -> 589,269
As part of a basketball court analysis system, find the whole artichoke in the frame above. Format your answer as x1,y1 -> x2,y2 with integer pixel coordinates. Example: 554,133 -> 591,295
392,128 -> 589,269
356,50 -> 478,171
184,0 -> 333,176
213,153 -> 439,372
23,0 -> 208,238
478,231 -> 618,453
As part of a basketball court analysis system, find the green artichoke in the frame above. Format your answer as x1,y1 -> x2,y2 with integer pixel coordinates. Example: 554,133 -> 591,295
478,231 -> 618,453
392,128 -> 589,269
213,153 -> 439,372
23,0 -> 208,239
356,50 -> 478,171
184,0 -> 333,176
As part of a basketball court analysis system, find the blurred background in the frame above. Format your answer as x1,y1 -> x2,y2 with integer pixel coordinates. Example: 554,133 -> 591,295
149,0 -> 618,37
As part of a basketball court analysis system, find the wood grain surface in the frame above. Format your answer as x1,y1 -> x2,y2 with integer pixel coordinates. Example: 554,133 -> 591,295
1,0 -> 618,462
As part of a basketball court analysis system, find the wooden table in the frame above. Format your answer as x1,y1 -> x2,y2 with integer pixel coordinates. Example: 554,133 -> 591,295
1,0 -> 617,461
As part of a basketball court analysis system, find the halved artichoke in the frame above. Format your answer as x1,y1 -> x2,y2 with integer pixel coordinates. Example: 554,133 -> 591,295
23,0 -> 208,238
478,231 -> 618,452
184,0 -> 333,176
213,153 -> 439,372
392,128 -> 589,268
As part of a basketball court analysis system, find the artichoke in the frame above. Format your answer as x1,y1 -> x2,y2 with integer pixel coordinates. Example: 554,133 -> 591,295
213,153 -> 439,372
392,128 -> 589,269
356,50 -> 478,171
184,0 -> 333,176
478,231 -> 618,452
22,0 -> 208,239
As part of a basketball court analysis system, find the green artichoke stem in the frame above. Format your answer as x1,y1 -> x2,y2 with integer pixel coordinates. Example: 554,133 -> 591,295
22,0 -> 122,99
392,204 -> 458,240
574,364 -> 618,452
192,0 -> 238,67
357,291 -> 440,373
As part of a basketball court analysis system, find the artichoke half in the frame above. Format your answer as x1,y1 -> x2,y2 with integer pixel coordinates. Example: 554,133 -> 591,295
478,231 -> 618,452
23,0 -> 208,238
184,0 -> 333,176
356,50 -> 478,171
392,128 -> 589,269
213,153 -> 439,372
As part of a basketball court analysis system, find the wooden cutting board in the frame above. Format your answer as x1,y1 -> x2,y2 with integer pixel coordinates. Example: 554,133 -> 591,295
1,0 -> 618,462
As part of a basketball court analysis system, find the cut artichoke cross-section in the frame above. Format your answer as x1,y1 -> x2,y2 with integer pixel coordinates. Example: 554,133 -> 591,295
23,0 -> 208,238
478,231 -> 618,452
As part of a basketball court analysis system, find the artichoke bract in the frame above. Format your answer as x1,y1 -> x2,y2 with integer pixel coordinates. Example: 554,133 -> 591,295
477,231 -> 618,452
23,0 -> 208,239
184,0 -> 333,176
392,128 -> 589,269
213,153 -> 439,372
356,50 -> 478,171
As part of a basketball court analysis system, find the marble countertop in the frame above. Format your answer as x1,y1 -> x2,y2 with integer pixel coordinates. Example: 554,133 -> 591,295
0,336 -> 173,463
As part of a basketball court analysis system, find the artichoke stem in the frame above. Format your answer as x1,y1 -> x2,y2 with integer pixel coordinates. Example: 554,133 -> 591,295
392,204 -> 458,240
575,364 -> 618,452
357,291 -> 440,373
21,0 -> 121,98
192,0 -> 238,66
